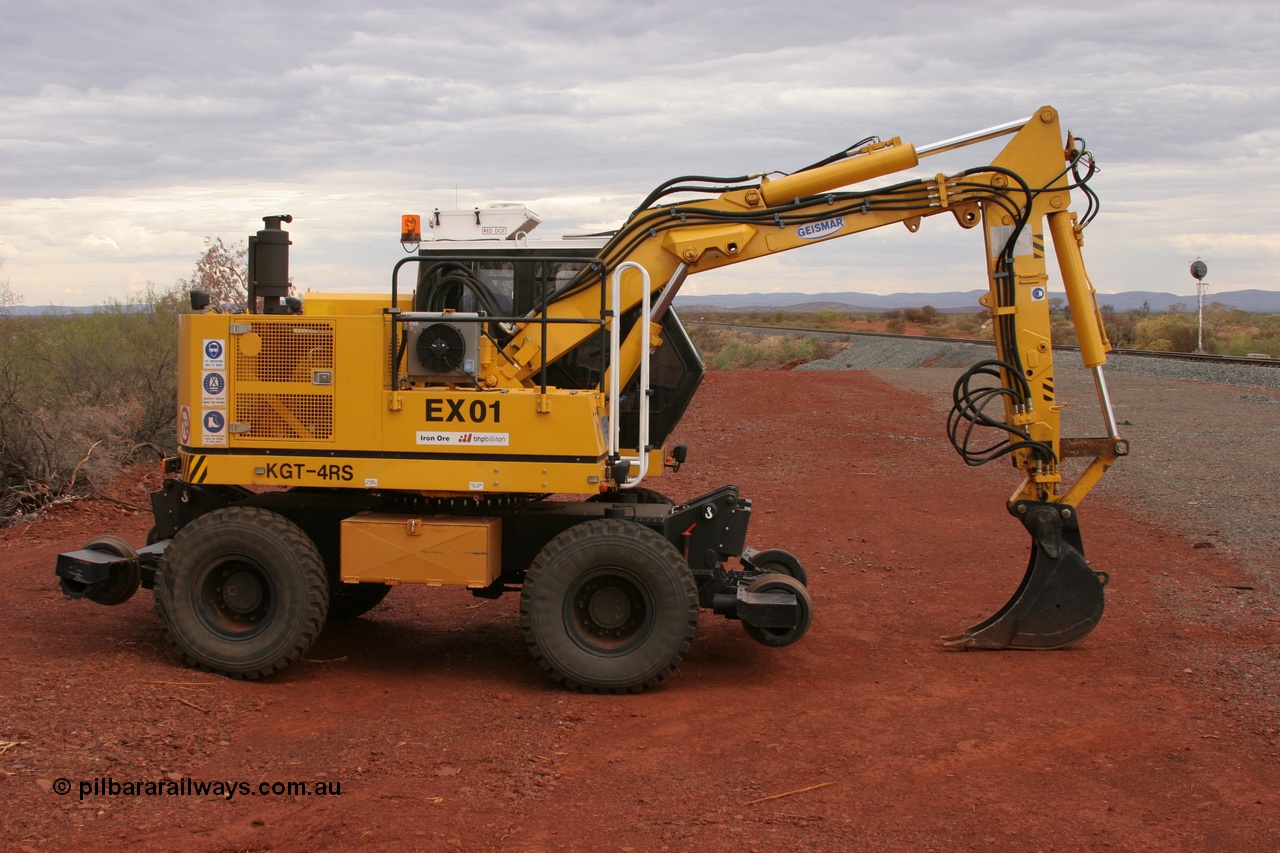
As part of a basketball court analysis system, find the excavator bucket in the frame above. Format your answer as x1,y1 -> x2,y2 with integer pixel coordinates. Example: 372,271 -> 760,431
943,501 -> 1106,650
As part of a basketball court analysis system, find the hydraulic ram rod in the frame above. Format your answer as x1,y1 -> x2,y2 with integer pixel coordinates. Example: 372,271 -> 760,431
917,115 -> 1033,158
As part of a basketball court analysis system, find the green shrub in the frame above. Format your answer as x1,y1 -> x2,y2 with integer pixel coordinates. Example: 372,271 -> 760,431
0,284 -> 184,521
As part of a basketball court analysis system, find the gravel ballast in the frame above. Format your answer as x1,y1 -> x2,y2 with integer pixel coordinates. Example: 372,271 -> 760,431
799,335 -> 1280,391
794,332 -> 1278,597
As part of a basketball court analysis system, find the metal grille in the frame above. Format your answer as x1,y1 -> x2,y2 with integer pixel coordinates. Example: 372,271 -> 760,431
232,321 -> 335,441
235,394 -> 334,441
236,322 -> 334,382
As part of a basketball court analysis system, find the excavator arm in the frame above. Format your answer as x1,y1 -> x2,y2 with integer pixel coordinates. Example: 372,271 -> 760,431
503,105 -> 1126,650
504,106 -> 1124,505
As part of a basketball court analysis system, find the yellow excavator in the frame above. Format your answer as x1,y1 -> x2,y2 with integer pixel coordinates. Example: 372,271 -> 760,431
57,105 -> 1127,692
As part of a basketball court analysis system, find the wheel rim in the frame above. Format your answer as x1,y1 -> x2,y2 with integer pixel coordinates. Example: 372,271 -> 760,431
194,556 -> 277,639
563,567 -> 655,656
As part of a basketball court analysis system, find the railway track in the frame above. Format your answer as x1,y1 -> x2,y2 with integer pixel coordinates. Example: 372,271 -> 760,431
686,321 -> 1279,369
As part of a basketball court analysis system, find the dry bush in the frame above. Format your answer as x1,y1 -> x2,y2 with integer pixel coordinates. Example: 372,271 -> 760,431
0,285 -> 182,523
182,237 -> 247,309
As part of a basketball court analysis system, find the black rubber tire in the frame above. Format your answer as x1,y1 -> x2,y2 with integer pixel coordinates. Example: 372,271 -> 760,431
520,519 -> 698,693
154,507 -> 329,680
742,573 -> 813,648
749,548 -> 808,587
327,582 -> 392,622
84,536 -> 141,606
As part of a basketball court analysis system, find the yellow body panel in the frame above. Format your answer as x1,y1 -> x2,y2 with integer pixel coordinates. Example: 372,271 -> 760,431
177,302 -> 611,495
303,292 -> 413,316
340,513 -> 500,586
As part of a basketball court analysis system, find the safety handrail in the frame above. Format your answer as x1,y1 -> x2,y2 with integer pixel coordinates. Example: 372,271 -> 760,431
608,261 -> 651,488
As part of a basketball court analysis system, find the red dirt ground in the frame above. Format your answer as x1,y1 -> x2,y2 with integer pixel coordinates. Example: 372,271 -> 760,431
3,370 -> 1277,852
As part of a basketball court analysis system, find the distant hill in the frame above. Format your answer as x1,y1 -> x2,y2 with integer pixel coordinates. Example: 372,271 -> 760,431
675,289 -> 1280,314
675,290 -> 988,313
5,305 -> 99,316
3,304 -> 149,316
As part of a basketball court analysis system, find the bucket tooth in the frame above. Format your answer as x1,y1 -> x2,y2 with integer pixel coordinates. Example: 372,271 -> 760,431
943,501 -> 1107,651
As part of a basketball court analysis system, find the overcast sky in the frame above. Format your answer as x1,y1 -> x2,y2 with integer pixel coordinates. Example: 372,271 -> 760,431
2,0 -> 1277,305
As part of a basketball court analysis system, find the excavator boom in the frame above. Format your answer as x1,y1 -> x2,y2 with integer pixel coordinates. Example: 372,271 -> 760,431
502,105 -> 1127,648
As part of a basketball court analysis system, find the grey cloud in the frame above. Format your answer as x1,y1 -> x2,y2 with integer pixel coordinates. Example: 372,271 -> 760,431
2,0 -> 1278,299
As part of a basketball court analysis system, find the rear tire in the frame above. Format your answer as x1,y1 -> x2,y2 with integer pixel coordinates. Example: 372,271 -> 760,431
154,507 -> 329,679
521,519 -> 697,693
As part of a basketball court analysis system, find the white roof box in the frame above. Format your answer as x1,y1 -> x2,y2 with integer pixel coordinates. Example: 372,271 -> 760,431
429,204 -> 541,241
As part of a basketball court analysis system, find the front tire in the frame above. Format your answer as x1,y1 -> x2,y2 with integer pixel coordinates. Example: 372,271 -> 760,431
520,519 -> 697,693
154,507 -> 329,679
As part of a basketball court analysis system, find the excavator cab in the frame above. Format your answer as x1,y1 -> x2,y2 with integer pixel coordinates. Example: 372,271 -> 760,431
411,210 -> 706,452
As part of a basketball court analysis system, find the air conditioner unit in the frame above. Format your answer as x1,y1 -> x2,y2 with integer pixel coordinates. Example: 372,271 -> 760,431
428,204 -> 541,241
405,314 -> 481,383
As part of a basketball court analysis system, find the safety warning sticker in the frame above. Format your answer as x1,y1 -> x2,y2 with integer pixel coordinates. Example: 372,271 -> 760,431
203,339 -> 226,369
202,371 -> 227,408
202,409 -> 227,447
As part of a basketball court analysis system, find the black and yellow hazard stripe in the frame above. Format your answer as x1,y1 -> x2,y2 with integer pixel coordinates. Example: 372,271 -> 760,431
183,453 -> 209,484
